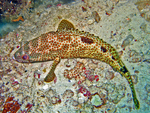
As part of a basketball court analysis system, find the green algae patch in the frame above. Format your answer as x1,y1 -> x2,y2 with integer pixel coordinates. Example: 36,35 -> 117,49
91,94 -> 103,107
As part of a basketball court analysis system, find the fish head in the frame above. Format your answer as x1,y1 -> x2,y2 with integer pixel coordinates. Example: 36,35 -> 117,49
14,49 -> 30,63
14,42 -> 31,63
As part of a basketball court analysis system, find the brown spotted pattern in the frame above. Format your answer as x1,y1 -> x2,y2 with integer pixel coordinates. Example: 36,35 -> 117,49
18,29 -> 119,67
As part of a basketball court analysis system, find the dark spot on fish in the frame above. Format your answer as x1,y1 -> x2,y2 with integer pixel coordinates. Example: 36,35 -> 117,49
101,46 -> 107,52
120,66 -> 128,74
80,36 -> 94,44
112,56 -> 116,60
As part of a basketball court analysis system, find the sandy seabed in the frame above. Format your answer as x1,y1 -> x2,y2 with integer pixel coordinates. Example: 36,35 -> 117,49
0,0 -> 150,113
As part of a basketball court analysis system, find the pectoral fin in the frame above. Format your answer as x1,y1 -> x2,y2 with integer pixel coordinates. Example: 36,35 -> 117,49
44,57 -> 60,82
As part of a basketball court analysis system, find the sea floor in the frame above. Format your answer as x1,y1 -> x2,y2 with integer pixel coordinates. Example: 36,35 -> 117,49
0,0 -> 150,113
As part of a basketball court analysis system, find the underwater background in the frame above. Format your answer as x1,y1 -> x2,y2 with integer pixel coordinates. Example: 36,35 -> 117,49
0,0 -> 150,113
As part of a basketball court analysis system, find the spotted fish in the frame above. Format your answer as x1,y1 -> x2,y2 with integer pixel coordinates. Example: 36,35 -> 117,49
14,19 -> 140,109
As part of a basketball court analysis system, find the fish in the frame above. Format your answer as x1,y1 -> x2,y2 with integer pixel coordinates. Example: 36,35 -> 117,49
14,19 -> 140,109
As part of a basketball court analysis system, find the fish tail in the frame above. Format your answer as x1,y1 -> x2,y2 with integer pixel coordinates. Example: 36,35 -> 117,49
129,79 -> 140,109
124,72 -> 140,109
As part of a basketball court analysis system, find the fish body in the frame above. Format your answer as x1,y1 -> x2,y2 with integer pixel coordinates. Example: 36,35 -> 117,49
14,20 -> 140,109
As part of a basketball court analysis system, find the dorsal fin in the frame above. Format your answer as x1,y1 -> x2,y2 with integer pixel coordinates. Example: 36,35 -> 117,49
57,19 -> 75,31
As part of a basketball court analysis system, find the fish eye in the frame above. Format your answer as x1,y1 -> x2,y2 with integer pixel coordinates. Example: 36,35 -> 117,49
22,54 -> 29,60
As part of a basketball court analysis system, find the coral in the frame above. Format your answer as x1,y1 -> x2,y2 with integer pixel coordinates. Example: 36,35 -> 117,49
64,62 -> 86,84
90,93 -> 103,108
92,11 -> 101,23
2,96 -> 21,113
131,75 -> 138,84
105,71 -> 115,80
121,34 -> 134,48
62,89 -> 74,99
83,67 -> 99,82
0,0 -> 30,22
70,99 -> 79,107
86,74 -> 99,82
135,0 -> 150,22
51,96 -> 61,105
78,85 -> 91,97
135,0 -> 150,12
21,103 -> 33,113
88,63 -> 97,70
88,85 -> 107,108
128,50 -> 142,63
103,83 -> 126,104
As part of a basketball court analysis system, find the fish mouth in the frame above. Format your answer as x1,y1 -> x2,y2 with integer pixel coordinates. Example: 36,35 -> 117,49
13,54 -> 22,62
12,56 -> 16,60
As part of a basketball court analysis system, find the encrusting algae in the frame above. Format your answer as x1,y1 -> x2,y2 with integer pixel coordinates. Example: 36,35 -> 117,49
14,19 -> 140,109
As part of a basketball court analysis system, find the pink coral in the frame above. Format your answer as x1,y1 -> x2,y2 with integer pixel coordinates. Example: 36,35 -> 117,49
78,86 -> 91,97
64,62 -> 86,83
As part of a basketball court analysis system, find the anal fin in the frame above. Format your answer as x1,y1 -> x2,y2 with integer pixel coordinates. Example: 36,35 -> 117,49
44,57 -> 60,82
